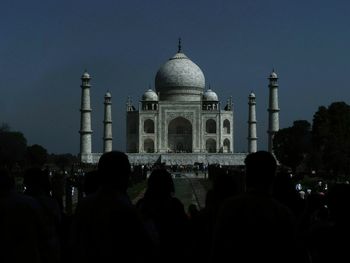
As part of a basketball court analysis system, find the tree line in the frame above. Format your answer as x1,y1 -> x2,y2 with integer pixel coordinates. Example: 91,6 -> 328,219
0,123 -> 77,171
273,101 -> 350,178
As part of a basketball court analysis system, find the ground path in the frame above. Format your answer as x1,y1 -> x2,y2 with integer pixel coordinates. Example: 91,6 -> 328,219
132,172 -> 208,211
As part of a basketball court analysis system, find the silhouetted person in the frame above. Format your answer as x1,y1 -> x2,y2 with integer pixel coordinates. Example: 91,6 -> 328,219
71,151 -> 157,263
136,168 -> 189,263
82,170 -> 100,196
211,151 -> 298,263
307,183 -> 350,263
187,203 -> 199,219
0,168 -> 55,263
23,167 -> 62,263
273,170 -> 305,218
190,168 -> 242,263
51,170 -> 65,212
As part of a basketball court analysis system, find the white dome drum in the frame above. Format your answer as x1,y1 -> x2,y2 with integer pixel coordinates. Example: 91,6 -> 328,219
203,89 -> 219,101
155,52 -> 205,101
142,89 -> 159,101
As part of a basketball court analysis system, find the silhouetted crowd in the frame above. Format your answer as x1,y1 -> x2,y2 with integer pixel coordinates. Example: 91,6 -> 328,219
1,151 -> 350,263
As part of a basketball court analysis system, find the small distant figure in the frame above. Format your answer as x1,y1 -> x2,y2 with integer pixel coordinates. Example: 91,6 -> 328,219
51,171 -> 66,212
211,151 -> 298,263
299,190 -> 306,200
71,151 -> 157,263
296,183 -> 302,191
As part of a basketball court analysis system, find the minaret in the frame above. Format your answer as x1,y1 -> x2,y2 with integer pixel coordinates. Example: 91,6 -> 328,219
79,70 -> 93,162
103,91 -> 113,152
248,92 -> 257,153
267,69 -> 280,153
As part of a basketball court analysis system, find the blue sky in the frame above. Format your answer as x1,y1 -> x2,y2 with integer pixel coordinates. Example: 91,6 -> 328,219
1,0 -> 349,154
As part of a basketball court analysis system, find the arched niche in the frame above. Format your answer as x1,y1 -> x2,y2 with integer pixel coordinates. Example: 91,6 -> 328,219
144,119 -> 155,133
144,138 -> 155,153
223,119 -> 230,134
223,138 -> 230,153
206,138 -> 216,153
168,117 -> 192,153
206,119 -> 216,134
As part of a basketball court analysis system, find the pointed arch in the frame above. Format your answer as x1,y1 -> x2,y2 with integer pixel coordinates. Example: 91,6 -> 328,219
144,119 -> 154,133
144,138 -> 155,153
223,119 -> 230,134
223,139 -> 230,153
206,119 -> 216,134
206,138 -> 216,153
168,117 -> 192,153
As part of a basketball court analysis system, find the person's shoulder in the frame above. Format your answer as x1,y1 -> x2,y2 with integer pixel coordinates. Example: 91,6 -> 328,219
1,191 -> 46,221
7,191 -> 41,209
74,192 -> 99,215
270,197 -> 296,218
220,193 -> 250,208
135,197 -> 144,207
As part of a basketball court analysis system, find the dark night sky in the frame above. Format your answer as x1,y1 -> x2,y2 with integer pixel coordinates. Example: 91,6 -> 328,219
1,0 -> 349,154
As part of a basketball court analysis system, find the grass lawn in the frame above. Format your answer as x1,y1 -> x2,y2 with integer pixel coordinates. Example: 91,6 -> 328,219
198,178 -> 212,191
128,180 -> 147,201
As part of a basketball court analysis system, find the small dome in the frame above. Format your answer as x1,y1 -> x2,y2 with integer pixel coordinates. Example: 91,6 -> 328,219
142,89 -> 158,101
105,91 -> 112,98
81,71 -> 90,79
269,71 -> 278,79
203,89 -> 218,101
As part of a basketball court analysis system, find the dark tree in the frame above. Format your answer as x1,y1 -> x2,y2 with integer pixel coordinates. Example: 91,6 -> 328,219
312,102 -> 350,176
273,120 -> 311,172
49,153 -> 78,171
25,144 -> 48,168
0,123 -> 10,132
0,129 -> 27,170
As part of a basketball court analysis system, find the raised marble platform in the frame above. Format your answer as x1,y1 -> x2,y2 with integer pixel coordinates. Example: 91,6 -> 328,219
81,152 -> 247,166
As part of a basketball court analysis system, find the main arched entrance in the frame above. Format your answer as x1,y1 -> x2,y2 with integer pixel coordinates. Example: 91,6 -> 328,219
168,117 -> 192,153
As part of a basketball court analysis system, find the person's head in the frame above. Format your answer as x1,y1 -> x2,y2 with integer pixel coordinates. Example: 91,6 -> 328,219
98,151 -> 131,193
244,151 -> 277,191
145,168 -> 174,198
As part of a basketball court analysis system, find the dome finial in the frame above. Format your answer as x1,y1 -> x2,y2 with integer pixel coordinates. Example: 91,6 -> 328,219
178,37 -> 182,53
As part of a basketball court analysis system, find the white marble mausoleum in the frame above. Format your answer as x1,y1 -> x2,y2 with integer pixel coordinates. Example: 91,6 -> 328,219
78,40 -> 280,165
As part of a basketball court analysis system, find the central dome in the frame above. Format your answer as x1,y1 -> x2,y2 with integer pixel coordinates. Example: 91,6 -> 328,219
155,52 -> 205,101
